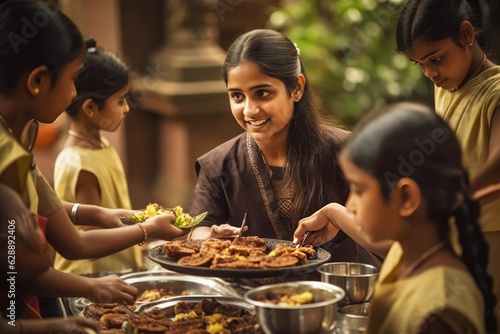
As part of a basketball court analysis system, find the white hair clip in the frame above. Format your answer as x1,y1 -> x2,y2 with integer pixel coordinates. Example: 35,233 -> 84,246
293,42 -> 300,56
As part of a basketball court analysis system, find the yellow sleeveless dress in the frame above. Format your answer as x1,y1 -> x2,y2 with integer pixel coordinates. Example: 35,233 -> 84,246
53,144 -> 142,275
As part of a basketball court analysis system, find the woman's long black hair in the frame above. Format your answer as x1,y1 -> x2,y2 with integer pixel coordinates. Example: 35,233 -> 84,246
343,102 -> 496,332
221,29 -> 348,223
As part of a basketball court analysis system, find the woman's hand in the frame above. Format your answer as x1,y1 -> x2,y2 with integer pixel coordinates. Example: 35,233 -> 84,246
87,275 -> 138,305
294,206 -> 341,246
210,223 -> 248,238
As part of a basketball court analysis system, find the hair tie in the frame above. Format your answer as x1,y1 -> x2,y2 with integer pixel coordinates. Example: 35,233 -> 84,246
451,192 -> 465,212
87,47 -> 97,54
293,42 -> 301,56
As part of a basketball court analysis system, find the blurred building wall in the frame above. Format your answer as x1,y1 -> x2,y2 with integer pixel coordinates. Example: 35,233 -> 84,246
34,0 -> 280,210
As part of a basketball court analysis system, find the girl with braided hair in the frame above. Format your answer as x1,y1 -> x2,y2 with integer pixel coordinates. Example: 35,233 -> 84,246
396,0 -> 500,330
295,102 -> 496,333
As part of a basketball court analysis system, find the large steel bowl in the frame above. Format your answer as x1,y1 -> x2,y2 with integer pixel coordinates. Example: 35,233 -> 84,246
318,262 -> 379,304
244,281 -> 345,334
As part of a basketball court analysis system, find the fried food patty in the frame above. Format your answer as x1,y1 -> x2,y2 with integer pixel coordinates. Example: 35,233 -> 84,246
162,236 -> 316,270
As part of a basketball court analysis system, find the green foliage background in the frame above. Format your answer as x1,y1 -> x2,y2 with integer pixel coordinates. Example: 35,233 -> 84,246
268,0 -> 433,127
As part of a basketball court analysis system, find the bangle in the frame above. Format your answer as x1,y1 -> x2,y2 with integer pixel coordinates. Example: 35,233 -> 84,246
137,223 -> 147,246
71,203 -> 80,225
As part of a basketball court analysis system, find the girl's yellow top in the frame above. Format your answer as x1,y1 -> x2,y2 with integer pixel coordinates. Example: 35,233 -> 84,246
0,124 -> 62,216
435,66 -> 500,232
53,144 -> 142,275
366,242 -> 484,334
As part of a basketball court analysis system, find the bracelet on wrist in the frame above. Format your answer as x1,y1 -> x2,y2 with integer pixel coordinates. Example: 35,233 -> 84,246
137,223 -> 147,246
71,203 -> 80,225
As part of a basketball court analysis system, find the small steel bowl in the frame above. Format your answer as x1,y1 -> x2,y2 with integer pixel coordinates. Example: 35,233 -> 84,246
318,262 -> 379,304
336,303 -> 371,333
244,281 -> 345,334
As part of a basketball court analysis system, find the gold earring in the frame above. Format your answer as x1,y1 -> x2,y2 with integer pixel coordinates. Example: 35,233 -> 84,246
33,88 -> 39,96
89,110 -> 94,117
469,41 -> 473,47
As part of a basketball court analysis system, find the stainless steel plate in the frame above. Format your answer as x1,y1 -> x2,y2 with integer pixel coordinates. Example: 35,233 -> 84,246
68,271 -> 239,315
135,295 -> 254,314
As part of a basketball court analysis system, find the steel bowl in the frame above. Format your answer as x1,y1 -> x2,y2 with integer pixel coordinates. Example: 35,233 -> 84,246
318,262 -> 379,304
335,303 -> 371,333
244,281 -> 345,334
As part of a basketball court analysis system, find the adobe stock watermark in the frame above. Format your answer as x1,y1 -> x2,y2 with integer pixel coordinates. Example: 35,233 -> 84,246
128,63 -> 170,110
212,0 -> 243,22
384,127 -> 448,188
6,0 -> 72,54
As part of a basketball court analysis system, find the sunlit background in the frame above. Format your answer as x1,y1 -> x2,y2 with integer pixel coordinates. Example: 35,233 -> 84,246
30,0 -> 500,210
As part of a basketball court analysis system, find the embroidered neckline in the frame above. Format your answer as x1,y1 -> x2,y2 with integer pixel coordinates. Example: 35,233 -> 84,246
247,134 -> 283,239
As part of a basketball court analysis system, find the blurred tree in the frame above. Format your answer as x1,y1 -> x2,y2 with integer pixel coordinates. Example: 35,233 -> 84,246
268,0 -> 433,127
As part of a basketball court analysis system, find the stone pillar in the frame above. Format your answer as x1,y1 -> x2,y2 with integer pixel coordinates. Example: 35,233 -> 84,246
128,0 -> 241,208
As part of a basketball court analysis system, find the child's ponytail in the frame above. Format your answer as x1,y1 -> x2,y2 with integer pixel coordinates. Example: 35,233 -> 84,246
453,172 -> 496,332
66,38 -> 129,117
465,0 -> 489,51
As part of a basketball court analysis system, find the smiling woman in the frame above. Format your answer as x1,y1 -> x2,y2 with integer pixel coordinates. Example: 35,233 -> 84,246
188,28 -> 381,268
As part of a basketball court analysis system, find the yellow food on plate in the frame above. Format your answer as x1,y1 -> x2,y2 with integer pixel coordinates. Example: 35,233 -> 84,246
129,203 -> 207,228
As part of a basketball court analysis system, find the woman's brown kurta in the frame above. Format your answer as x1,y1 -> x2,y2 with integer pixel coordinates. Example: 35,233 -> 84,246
190,126 -> 381,266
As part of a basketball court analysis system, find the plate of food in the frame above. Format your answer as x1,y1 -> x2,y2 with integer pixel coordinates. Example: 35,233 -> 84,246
148,236 -> 331,278
68,271 -> 240,316
83,296 -> 260,333
121,203 -> 207,229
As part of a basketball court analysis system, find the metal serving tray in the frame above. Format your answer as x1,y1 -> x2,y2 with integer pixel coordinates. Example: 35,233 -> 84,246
68,270 -> 239,315
134,295 -> 254,315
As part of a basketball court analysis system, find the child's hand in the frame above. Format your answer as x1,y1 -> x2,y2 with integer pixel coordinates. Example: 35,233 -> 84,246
12,316 -> 99,334
87,275 -> 138,305
96,207 -> 135,228
145,214 -> 190,240
294,207 -> 341,246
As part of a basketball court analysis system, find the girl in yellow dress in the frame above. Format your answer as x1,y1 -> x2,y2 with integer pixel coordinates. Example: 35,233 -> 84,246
53,38 -> 143,275
295,102 -> 496,333
0,0 -> 186,317
396,1 -> 500,330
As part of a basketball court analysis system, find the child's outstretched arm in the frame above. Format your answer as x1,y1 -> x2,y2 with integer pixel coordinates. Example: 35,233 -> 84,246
1,316 -> 99,334
46,207 -> 188,260
26,266 -> 138,305
62,201 -> 136,229
294,203 -> 392,258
